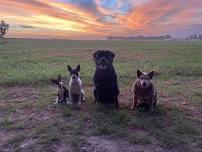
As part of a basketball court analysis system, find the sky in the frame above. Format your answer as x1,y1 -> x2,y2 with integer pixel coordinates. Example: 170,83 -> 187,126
0,0 -> 202,39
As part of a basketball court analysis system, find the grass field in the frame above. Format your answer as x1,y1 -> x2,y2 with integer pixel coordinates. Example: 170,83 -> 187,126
0,39 -> 202,152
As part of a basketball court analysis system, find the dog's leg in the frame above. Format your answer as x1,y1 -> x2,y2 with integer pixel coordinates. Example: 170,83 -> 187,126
66,96 -> 71,104
131,95 -> 137,110
64,88 -> 70,104
66,97 -> 70,104
78,94 -> 82,105
115,95 -> 120,108
149,98 -> 154,112
81,94 -> 85,104
93,89 -> 98,103
76,94 -> 80,105
69,92 -> 73,104
81,90 -> 85,103
153,93 -> 158,106
54,96 -> 59,104
61,93 -> 66,103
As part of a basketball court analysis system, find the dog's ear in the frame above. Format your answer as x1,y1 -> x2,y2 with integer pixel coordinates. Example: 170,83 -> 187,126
93,52 -> 97,60
137,69 -> 143,78
76,65 -> 80,72
93,51 -> 100,61
107,51 -> 115,60
50,79 -> 59,85
148,71 -> 154,80
57,74 -> 62,82
67,65 -> 73,73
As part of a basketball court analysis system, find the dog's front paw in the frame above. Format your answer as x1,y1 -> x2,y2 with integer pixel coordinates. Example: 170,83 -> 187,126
66,100 -> 71,104
149,107 -> 154,112
54,100 -> 58,104
82,97 -> 86,104
131,105 -> 136,110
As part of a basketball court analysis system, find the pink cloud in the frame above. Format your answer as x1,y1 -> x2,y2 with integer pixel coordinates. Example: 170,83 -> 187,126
0,0 -> 202,39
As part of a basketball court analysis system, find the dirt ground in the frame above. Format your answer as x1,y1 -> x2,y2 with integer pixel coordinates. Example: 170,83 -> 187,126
0,79 -> 202,152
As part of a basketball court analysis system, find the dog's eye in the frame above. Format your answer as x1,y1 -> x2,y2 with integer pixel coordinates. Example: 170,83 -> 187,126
140,77 -> 143,80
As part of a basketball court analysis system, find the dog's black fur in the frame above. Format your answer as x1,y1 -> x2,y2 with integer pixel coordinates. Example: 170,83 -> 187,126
93,50 -> 119,107
50,75 -> 69,103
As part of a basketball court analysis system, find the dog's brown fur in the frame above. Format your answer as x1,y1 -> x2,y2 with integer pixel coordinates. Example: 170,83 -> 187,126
131,70 -> 157,111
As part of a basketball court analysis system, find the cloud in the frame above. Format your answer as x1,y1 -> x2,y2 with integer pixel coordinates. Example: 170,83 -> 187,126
126,0 -> 202,35
62,0 -> 99,14
19,25 -> 35,28
0,0 -> 202,39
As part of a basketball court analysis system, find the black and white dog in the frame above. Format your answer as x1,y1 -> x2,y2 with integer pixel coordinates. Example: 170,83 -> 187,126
93,50 -> 120,107
50,74 -> 69,104
67,65 -> 85,105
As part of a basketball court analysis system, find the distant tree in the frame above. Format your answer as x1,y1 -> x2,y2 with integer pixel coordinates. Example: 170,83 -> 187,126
165,35 -> 172,39
189,35 -> 194,40
194,34 -> 198,39
199,34 -> 202,40
0,20 -> 9,39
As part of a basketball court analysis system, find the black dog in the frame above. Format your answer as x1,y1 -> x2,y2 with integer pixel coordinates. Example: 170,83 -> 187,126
93,50 -> 119,107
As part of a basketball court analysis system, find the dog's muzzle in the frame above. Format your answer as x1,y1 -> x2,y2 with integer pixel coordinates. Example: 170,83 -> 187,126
97,58 -> 110,71
99,64 -> 107,70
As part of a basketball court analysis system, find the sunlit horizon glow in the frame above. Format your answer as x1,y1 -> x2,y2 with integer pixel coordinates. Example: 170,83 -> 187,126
0,0 -> 202,39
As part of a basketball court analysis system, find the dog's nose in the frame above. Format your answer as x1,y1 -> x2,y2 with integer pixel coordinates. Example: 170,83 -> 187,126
143,82 -> 146,86
101,58 -> 106,64
72,75 -> 76,79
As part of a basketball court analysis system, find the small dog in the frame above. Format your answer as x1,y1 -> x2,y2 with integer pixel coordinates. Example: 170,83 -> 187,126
67,65 -> 85,105
131,69 -> 157,111
50,74 -> 69,104
93,50 -> 119,107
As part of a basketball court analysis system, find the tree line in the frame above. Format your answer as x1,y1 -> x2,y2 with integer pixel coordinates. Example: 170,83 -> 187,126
107,35 -> 172,40
0,20 -> 9,39
186,34 -> 202,40
1,20 -> 202,41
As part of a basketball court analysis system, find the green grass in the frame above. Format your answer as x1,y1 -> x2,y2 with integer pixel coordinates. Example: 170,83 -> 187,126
0,39 -> 202,151
128,132 -> 151,144
0,39 -> 202,86
0,118 -> 24,130
8,134 -> 26,145
191,89 -> 202,106
68,136 -> 85,151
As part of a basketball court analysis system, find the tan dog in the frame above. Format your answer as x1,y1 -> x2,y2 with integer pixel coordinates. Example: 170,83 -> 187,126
131,69 -> 157,111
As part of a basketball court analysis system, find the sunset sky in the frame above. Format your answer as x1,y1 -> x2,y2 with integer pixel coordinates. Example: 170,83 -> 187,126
1,0 -> 202,39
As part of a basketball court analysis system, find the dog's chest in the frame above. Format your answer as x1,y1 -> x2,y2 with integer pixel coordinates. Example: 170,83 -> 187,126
96,74 -> 114,84
137,95 -> 150,103
57,87 -> 65,97
69,78 -> 82,94
134,86 -> 154,103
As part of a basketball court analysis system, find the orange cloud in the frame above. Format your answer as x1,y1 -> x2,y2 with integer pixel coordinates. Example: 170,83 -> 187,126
126,0 -> 202,34
0,0 -> 202,39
